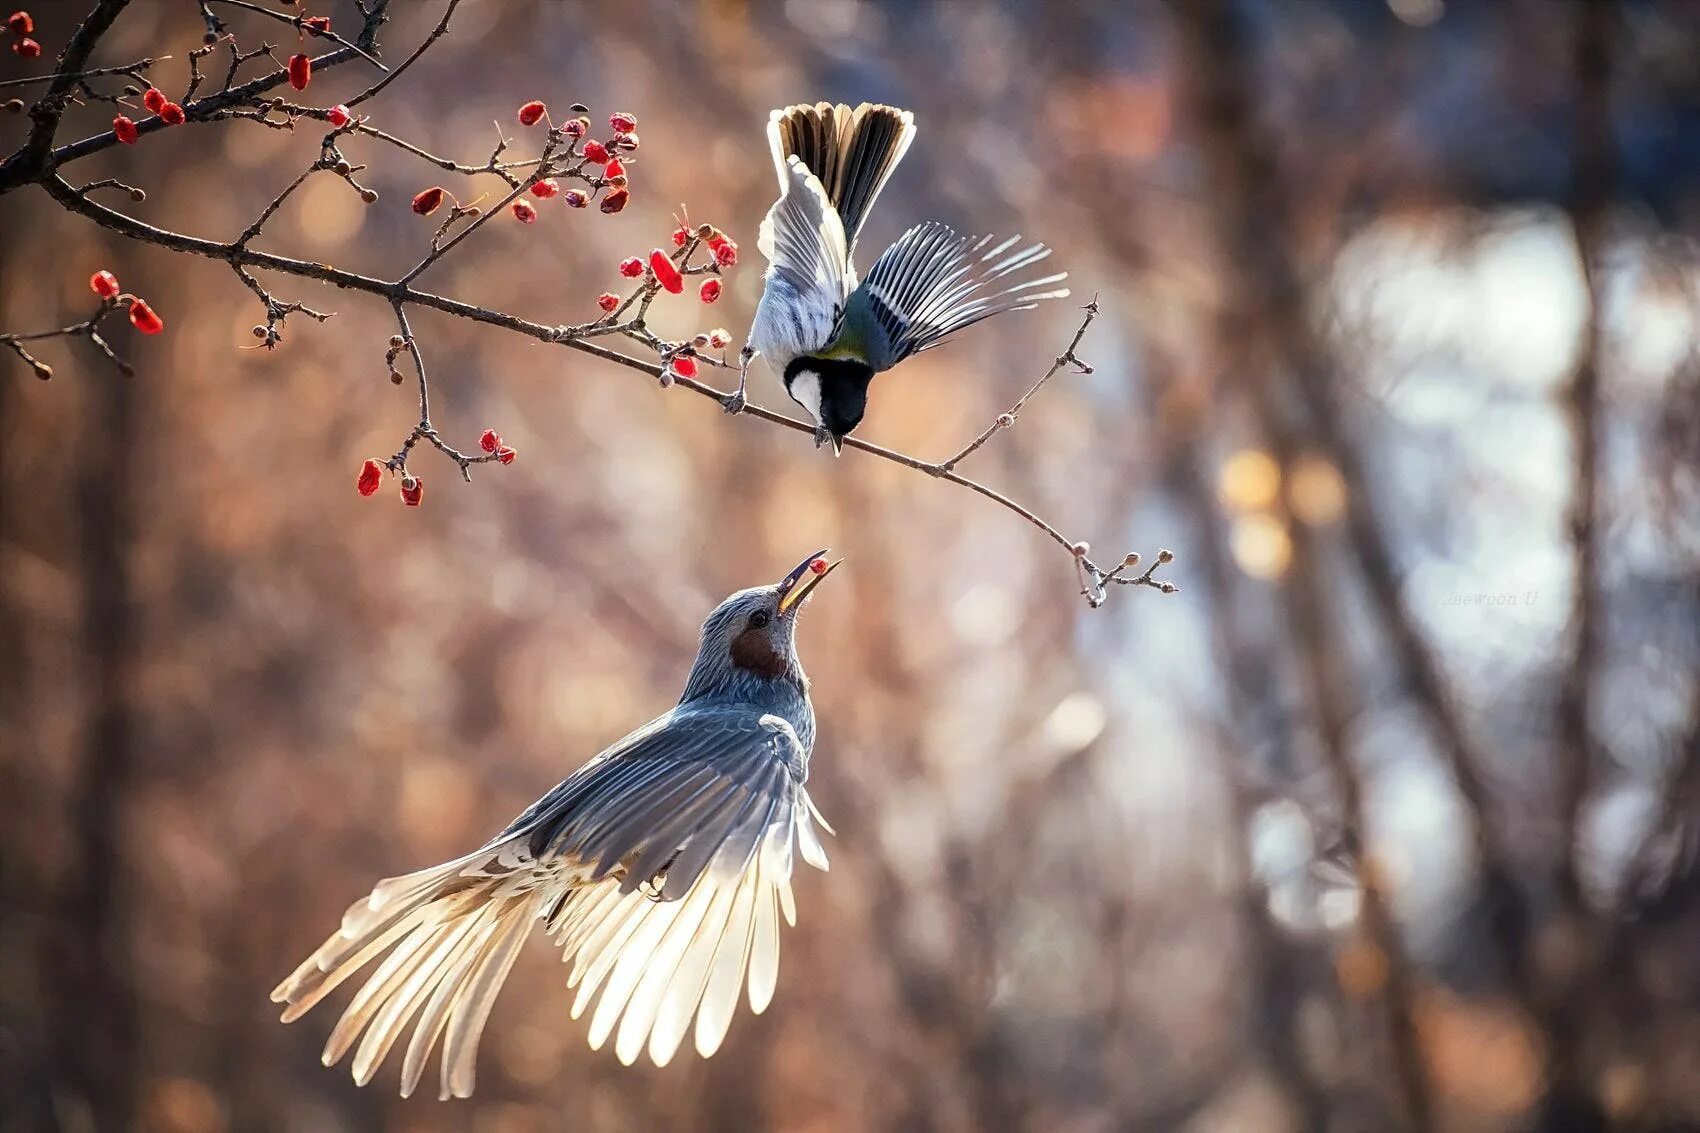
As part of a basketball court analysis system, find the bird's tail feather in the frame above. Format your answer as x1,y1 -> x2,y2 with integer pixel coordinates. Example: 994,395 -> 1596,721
768,102 -> 915,251
271,841 -> 554,1099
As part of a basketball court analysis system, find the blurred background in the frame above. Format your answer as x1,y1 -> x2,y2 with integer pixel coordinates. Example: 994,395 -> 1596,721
3,0 -> 1699,1130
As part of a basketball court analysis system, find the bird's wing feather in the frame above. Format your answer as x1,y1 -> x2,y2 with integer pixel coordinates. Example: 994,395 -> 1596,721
517,704 -> 808,896
750,156 -> 852,363
835,221 -> 1070,372
519,703 -> 827,1066
756,155 -> 850,298
272,703 -> 830,1088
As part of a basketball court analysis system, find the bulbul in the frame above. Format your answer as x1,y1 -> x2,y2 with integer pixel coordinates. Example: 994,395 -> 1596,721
272,551 -> 841,1099
736,101 -> 1071,452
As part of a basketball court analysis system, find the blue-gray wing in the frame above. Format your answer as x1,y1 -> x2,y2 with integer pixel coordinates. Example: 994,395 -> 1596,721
512,703 -> 832,1064
836,222 -> 1070,373
512,703 -> 826,901
749,156 -> 851,361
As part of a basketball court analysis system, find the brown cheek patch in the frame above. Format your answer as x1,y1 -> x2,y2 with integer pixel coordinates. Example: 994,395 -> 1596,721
729,627 -> 787,679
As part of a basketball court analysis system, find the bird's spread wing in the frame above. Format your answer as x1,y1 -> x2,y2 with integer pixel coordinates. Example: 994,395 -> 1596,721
521,703 -> 831,1067
833,222 -> 1070,372
757,155 -> 850,298
271,704 -> 832,1094
749,156 -> 851,361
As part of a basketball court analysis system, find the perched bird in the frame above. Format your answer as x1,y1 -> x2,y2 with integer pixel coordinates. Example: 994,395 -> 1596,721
271,551 -> 842,1099
734,101 -> 1070,452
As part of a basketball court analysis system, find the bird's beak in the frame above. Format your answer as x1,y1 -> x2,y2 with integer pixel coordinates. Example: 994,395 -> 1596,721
776,548 -> 842,616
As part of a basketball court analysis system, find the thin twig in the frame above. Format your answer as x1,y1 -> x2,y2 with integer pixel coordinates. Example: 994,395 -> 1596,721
347,0 -> 461,108
0,58 -> 171,91
204,0 -> 388,70
932,295 -> 1099,475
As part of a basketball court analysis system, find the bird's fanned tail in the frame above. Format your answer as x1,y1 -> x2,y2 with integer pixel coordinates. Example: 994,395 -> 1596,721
768,101 -> 915,253
838,221 -> 1071,372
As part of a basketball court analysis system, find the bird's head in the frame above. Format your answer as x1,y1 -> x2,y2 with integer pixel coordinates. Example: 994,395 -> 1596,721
680,549 -> 843,703
783,356 -> 874,455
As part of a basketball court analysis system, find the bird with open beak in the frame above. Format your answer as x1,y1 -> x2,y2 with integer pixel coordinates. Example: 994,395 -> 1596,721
272,551 -> 842,1098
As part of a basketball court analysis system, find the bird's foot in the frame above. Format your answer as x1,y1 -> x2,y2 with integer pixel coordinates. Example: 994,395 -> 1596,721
724,343 -> 755,414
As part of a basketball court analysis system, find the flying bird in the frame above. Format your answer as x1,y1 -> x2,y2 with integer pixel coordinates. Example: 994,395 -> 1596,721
734,101 -> 1071,452
272,551 -> 841,1099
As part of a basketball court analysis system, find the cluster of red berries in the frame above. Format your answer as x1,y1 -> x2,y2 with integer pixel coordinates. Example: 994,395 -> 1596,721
356,459 -> 424,506
112,84 -> 185,144
356,430 -> 513,507
7,10 -> 38,58
599,222 -> 736,318
511,103 -> 639,217
87,268 -> 164,334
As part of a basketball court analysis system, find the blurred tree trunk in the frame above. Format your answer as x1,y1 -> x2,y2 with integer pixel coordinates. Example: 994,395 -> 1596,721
50,357 -> 139,1130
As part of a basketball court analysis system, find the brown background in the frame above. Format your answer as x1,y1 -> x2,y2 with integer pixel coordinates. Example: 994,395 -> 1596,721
3,1 -> 1699,1130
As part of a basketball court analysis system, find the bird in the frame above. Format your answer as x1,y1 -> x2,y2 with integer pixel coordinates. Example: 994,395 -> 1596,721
270,551 -> 842,1099
732,101 -> 1071,453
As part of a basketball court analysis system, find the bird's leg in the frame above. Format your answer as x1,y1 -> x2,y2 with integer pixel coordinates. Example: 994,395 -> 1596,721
723,344 -> 755,414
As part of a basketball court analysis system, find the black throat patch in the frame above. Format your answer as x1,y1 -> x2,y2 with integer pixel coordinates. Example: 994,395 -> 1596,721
783,355 -> 876,439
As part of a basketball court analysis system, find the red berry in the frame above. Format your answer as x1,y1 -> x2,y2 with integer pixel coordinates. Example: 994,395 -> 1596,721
142,87 -> 166,114
808,557 -> 828,575
670,354 -> 698,379
712,240 -> 738,267
609,111 -> 637,133
698,278 -> 722,304
400,475 -> 423,507
511,199 -> 537,224
89,270 -> 120,299
598,187 -> 629,214
672,225 -> 690,247
530,177 -> 559,199
603,158 -> 625,179
479,429 -> 501,454
303,14 -> 330,33
617,256 -> 644,279
517,99 -> 546,127
112,115 -> 138,144
326,103 -> 351,127
158,101 -> 185,125
287,53 -> 311,91
563,116 -> 588,138
496,446 -> 516,465
12,36 -> 39,58
562,189 -> 588,209
128,298 -> 164,335
410,186 -> 445,215
707,328 -> 731,349
581,139 -> 609,164
649,249 -> 683,294
6,11 -> 32,35
596,293 -> 620,313
356,458 -> 384,497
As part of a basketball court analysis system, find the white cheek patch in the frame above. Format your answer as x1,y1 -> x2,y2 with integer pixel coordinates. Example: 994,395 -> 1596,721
788,368 -> 824,427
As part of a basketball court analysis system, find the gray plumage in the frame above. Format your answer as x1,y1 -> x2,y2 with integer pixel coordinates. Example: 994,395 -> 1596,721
271,554 -> 839,1098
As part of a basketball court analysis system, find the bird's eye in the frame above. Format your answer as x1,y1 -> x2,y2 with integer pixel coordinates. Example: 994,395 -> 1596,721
748,610 -> 771,629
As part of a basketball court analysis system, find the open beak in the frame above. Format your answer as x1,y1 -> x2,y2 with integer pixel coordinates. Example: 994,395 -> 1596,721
776,548 -> 842,616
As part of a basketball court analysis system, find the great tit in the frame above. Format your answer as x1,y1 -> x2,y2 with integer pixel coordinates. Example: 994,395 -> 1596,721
734,102 -> 1070,452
